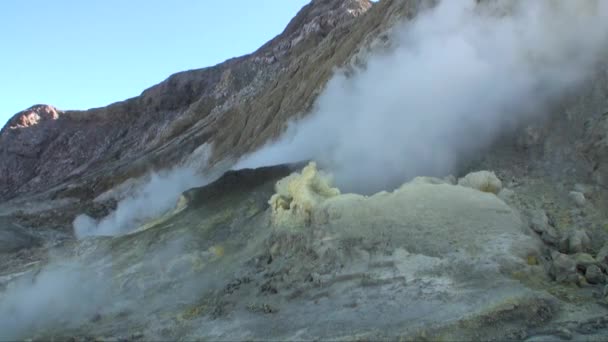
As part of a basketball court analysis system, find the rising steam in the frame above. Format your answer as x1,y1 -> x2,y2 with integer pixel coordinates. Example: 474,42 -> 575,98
73,143 -> 218,238
73,167 -> 206,238
236,0 -> 608,193
0,260 -> 111,340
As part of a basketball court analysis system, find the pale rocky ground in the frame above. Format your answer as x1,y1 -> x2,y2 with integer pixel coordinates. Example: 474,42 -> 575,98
1,0 -> 608,340
2,160 -> 608,341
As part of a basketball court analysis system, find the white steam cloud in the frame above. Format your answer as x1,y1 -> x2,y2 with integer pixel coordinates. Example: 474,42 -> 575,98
0,234 -> 204,340
73,143 -> 221,238
236,0 -> 608,193
0,260 -> 111,340
74,167 -> 207,238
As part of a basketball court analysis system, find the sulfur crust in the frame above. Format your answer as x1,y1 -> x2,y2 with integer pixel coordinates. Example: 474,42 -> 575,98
269,162 -> 340,228
266,162 -> 540,271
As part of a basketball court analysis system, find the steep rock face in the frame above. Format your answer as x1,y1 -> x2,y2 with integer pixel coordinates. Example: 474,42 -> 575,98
0,0 -> 379,201
0,105 -> 64,199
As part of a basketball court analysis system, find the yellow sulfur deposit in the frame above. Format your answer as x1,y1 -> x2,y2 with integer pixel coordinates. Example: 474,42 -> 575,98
458,170 -> 503,194
269,162 -> 340,228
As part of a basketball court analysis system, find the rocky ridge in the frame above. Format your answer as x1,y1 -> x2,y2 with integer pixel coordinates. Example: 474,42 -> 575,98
0,0 -> 378,202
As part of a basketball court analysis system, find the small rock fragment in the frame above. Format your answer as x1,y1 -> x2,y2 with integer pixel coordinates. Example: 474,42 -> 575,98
585,265 -> 605,284
569,191 -> 586,207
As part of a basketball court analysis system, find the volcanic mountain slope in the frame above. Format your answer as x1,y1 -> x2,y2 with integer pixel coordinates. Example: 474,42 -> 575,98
0,0 -> 382,202
2,0 -> 608,340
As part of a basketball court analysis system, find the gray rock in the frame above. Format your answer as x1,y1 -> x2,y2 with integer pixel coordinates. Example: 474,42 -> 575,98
596,243 -> 608,264
569,191 -> 586,207
585,265 -> 605,284
541,225 -> 560,247
526,209 -> 560,246
572,253 -> 598,270
571,229 -> 591,253
560,229 -> 591,254
549,251 -> 577,283
529,209 -> 549,233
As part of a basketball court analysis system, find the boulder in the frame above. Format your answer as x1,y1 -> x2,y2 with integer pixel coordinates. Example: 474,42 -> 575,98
549,251 -> 578,283
596,243 -> 608,264
540,226 -> 561,247
559,229 -> 591,254
569,191 -> 586,207
585,265 -> 605,284
529,209 -> 549,234
526,209 -> 560,246
572,253 -> 598,270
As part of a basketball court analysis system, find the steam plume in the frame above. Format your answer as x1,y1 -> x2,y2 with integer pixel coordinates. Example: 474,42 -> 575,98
236,0 -> 608,193
73,142 -> 220,238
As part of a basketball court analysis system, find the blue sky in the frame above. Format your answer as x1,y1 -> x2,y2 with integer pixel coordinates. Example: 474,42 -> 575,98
0,0 -> 309,126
